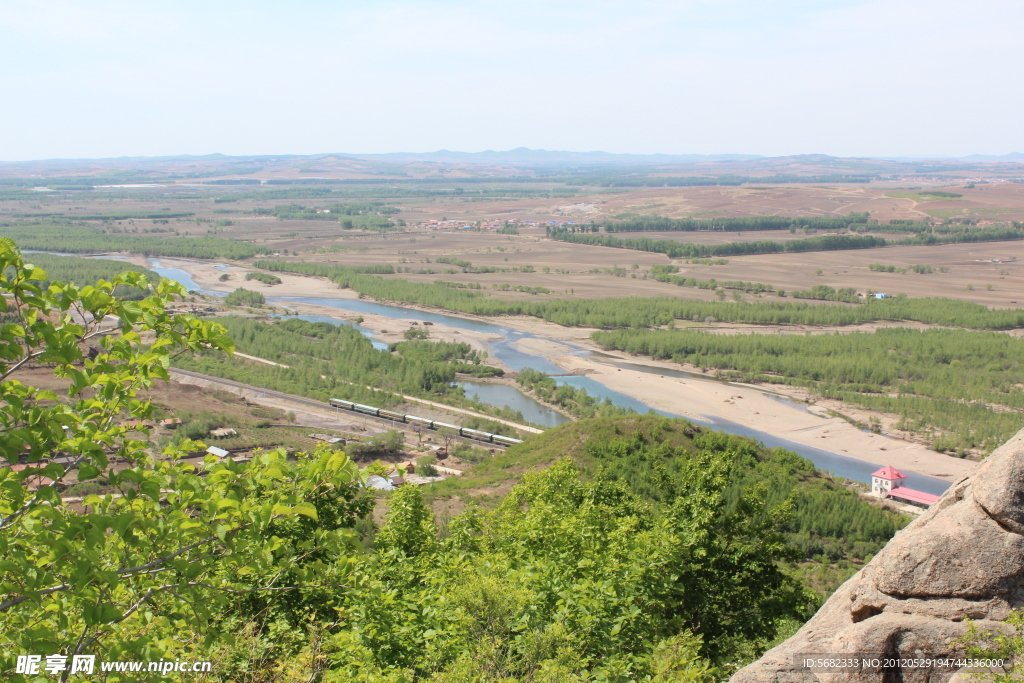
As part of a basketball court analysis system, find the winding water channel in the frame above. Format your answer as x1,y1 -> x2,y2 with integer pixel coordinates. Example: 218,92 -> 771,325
102,259 -> 951,494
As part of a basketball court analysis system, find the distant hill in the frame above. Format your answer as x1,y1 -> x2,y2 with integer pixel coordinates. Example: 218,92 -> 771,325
2,149 -> 1022,183
958,152 -> 1024,161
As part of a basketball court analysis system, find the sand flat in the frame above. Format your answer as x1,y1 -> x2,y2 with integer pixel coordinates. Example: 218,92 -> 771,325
552,353 -> 977,483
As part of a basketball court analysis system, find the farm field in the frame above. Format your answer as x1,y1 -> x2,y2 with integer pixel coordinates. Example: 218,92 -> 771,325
7,180 -> 1024,307
242,231 -> 1024,307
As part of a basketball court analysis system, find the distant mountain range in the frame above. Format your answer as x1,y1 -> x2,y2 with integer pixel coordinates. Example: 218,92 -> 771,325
1,149 -> 1022,182
876,152 -> 1024,163
351,148 -> 764,165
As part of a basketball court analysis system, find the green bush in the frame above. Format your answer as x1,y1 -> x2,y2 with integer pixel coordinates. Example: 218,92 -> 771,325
225,287 -> 266,306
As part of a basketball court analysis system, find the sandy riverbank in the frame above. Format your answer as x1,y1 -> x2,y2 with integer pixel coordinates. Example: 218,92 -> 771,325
549,353 -> 975,482
163,258 -> 978,482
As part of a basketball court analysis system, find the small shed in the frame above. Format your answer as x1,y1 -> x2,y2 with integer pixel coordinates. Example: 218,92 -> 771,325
209,428 -> 238,438
206,446 -> 230,458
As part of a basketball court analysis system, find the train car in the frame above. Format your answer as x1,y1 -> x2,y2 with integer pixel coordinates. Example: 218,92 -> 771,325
329,398 -> 524,447
459,428 -> 492,442
406,415 -> 434,430
352,403 -> 380,416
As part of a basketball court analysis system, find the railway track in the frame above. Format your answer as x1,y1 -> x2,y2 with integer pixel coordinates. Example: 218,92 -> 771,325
170,368 -> 341,413
168,368 -> 537,445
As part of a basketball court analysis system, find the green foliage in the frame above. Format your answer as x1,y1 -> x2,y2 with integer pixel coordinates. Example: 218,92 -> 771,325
225,287 -> 266,306
517,368 -> 635,419
592,327 -> 1024,454
11,252 -> 159,301
960,608 -> 1024,682
790,285 -> 859,302
347,430 -> 405,459
549,224 -> 1024,258
254,202 -> 402,230
173,318 -> 514,425
603,213 -> 871,233
651,264 -> 774,293
435,279 -> 482,289
435,257 -> 473,269
319,454 -> 799,680
1,222 -> 273,259
315,415 -> 909,679
550,229 -> 889,259
390,338 -> 504,377
0,240 -> 373,675
245,272 -> 283,285
14,211 -> 194,221
492,283 -> 552,294
869,263 -> 933,274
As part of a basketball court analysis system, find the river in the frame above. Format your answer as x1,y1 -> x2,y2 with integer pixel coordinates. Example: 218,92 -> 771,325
97,258 -> 953,493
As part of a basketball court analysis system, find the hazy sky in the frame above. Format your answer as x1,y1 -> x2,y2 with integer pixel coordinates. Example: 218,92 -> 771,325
1,0 -> 1021,161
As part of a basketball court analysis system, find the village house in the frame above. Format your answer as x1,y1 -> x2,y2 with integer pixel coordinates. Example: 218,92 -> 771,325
871,466 -> 940,508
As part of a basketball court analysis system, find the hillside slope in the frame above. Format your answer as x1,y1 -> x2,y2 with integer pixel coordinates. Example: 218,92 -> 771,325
429,415 -> 909,598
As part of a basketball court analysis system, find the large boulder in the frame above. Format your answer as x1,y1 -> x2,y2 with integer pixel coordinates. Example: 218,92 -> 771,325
731,428 -> 1024,683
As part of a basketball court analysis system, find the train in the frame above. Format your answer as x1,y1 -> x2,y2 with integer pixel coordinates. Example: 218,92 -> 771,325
329,398 -> 523,447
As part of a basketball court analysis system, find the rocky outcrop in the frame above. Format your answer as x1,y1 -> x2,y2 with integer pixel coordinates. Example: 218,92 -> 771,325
732,428 -> 1024,683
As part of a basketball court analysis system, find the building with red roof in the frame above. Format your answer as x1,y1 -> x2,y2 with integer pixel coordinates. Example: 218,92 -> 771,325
871,465 -> 940,508
871,466 -> 906,496
886,487 -> 940,507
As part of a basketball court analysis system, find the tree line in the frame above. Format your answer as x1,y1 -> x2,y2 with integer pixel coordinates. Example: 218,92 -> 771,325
244,272 -> 282,285
603,213 -> 871,233
1,222 -> 273,259
548,224 -> 1024,259
548,230 -> 889,258
251,259 -> 1024,329
790,285 -> 860,303
253,203 -> 403,230
591,326 -> 1024,454
13,211 -> 195,221
650,264 -> 775,293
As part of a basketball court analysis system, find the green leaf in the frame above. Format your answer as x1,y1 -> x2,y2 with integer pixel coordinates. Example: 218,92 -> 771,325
291,502 -> 318,520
